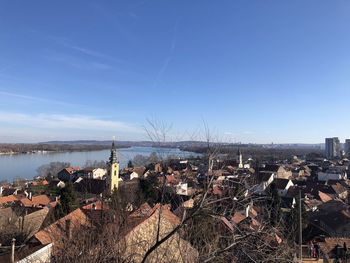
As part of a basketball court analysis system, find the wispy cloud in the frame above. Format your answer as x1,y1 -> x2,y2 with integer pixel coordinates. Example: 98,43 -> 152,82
0,90 -> 86,108
152,18 -> 180,89
43,50 -> 113,70
0,112 -> 142,134
48,36 -> 126,64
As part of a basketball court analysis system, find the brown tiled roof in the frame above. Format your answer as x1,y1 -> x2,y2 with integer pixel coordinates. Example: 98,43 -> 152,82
132,166 -> 146,176
319,237 -> 350,257
318,191 -> 333,203
82,200 -> 109,211
20,195 -> 51,207
273,178 -> 291,190
64,166 -> 81,174
123,203 -> 197,262
34,208 -> 90,245
0,195 -> 18,205
232,212 -> 246,224
331,183 -> 347,195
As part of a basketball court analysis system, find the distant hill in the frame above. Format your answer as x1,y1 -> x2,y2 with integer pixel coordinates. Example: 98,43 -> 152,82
40,140 -> 323,149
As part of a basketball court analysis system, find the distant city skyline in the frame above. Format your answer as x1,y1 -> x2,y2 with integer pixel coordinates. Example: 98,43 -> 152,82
1,1 -> 350,143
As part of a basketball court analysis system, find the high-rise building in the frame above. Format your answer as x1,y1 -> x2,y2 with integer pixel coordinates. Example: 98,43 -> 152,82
325,137 -> 341,159
345,139 -> 350,158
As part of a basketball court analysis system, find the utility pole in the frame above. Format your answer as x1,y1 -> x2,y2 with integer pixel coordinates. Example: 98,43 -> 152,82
299,190 -> 302,263
11,238 -> 15,263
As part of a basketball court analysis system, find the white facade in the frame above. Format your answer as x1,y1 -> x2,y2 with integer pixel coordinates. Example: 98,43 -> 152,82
130,171 -> 139,180
277,180 -> 294,197
85,168 -> 107,179
318,171 -> 347,181
253,173 -> 275,194
176,183 -> 188,196
17,243 -> 53,263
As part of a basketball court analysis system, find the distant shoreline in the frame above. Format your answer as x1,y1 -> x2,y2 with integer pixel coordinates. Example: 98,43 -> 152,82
0,144 -> 129,156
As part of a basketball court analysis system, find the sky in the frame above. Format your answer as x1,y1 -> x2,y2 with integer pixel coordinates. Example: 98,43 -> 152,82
0,0 -> 350,144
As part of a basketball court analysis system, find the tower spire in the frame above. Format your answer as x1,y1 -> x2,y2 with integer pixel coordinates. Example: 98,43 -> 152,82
107,136 -> 119,193
110,136 -> 117,164
237,148 -> 243,168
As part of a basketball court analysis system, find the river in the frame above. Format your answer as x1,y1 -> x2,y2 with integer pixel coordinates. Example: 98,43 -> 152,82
0,147 -> 199,182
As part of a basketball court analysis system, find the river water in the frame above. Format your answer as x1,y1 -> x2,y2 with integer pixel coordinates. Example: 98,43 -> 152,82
0,147 -> 198,182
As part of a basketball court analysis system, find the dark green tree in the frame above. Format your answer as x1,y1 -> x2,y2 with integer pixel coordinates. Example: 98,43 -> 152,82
140,173 -> 160,206
127,160 -> 134,168
269,183 -> 282,226
59,183 -> 78,215
285,195 -> 308,242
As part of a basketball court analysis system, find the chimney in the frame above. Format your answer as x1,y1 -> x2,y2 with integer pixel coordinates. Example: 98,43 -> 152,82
65,219 -> 72,240
11,238 -> 15,263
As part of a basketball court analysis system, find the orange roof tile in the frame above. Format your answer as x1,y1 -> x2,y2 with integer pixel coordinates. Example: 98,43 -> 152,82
318,191 -> 333,203
0,195 -> 18,205
82,200 -> 109,211
232,212 -> 246,224
34,208 -> 90,245
20,195 -> 51,207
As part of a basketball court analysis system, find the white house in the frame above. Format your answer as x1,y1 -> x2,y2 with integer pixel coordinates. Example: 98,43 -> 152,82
253,172 -> 275,194
318,171 -> 347,181
81,168 -> 107,179
274,178 -> 294,196
130,171 -> 139,180
176,183 -> 188,196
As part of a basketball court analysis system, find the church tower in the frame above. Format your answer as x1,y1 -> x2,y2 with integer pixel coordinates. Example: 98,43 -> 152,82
107,140 -> 119,193
237,148 -> 243,169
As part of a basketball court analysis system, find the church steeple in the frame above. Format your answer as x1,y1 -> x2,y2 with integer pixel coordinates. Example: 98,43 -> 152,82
237,148 -> 243,169
107,138 -> 119,194
110,139 -> 117,164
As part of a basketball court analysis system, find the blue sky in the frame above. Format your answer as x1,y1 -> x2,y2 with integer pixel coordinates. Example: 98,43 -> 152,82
0,0 -> 350,143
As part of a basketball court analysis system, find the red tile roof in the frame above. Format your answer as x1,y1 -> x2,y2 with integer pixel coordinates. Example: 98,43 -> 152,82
20,195 -> 51,207
82,200 -> 109,211
0,195 -> 19,205
34,208 -> 90,245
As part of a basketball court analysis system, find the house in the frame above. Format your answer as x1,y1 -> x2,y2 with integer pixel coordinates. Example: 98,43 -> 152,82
261,164 -> 292,179
31,180 -> 49,186
1,187 -> 20,196
133,166 -> 146,177
330,182 -> 348,201
176,182 -> 188,196
318,166 -> 348,181
33,208 -> 90,249
318,237 -> 350,261
318,171 -> 346,181
130,171 -> 139,180
49,179 -> 65,189
19,207 -> 50,239
0,243 -> 53,263
74,178 -> 107,195
273,178 -> 294,196
313,210 -> 350,237
19,194 -> 51,208
253,172 -> 275,194
122,204 -> 198,262
77,167 -> 107,179
0,194 -> 19,207
57,166 -> 81,182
